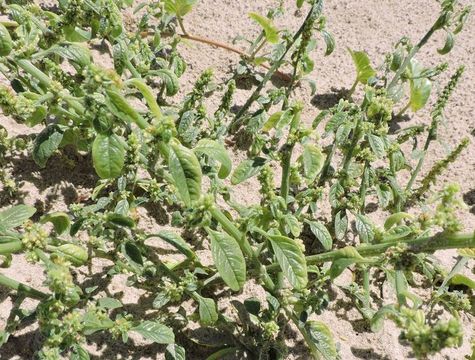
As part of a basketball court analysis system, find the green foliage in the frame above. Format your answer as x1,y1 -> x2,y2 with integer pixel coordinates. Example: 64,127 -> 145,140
0,1 -> 473,359
165,0 -> 197,18
349,49 -> 376,84
92,134 -> 126,179
249,12 -> 280,44
209,229 -> 246,291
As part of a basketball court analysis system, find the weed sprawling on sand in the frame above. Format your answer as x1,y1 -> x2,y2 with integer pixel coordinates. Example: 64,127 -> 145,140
0,0 -> 473,359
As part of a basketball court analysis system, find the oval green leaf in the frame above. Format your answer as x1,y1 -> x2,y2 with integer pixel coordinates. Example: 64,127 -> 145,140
209,229 -> 246,291
169,141 -> 202,206
302,144 -> 324,183
194,139 -> 232,179
249,12 -> 279,44
131,321 -> 174,344
269,235 -> 307,290
92,133 -> 125,179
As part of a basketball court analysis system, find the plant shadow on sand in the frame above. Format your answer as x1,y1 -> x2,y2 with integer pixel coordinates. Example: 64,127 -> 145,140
463,189 -> 475,215
311,87 -> 348,110
351,347 -> 391,360
0,147 -> 97,211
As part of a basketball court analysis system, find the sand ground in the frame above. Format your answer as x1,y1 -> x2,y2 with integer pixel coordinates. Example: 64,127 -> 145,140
0,1 -> 474,359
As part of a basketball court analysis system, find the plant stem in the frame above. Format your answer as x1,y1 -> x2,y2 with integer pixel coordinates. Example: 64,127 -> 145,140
209,206 -> 253,258
285,308 -> 320,359
359,163 -> 369,213
347,78 -> 358,99
317,142 -> 337,186
250,38 -> 267,59
62,94 -> 86,115
387,14 -> 442,91
280,144 -> 293,204
248,31 -> 265,54
0,274 -> 48,300
178,33 -> 292,82
0,240 -> 23,255
16,59 -> 52,87
358,163 -> 371,308
177,16 -> 188,35
396,101 -> 410,117
229,0 -> 323,132
125,78 -> 163,124
0,21 -> 18,28
125,58 -> 142,79
210,207 -> 276,290
342,116 -> 363,175
266,231 -> 475,271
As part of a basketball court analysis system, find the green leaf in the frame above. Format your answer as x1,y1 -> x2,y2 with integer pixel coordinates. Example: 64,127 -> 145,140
249,13 -> 279,44
70,345 -> 90,360
296,0 -> 305,8
306,220 -> 332,250
329,258 -> 358,279
153,291 -> 171,309
302,144 -> 324,183
209,229 -> 246,291
153,231 -> 195,260
33,125 -> 64,168
112,41 -> 127,74
355,214 -> 374,243
131,321 -> 174,344
231,157 -> 267,185
262,111 -> 282,132
105,89 -> 147,128
269,235 -> 307,290
114,199 -> 129,215
307,321 -> 337,360
164,0 -> 197,17
92,134 -> 125,179
371,305 -> 397,332
383,225 -> 412,241
408,60 -> 432,112
376,184 -> 392,208
63,25 -> 91,42
244,297 -> 261,315
329,181 -> 344,208
198,296 -> 218,325
44,42 -> 91,68
437,31 -> 454,55
0,205 -> 36,229
98,297 -> 123,310
165,344 -> 186,360
125,78 -> 163,123
55,244 -> 88,266
0,24 -> 13,56
284,214 -> 302,237
123,242 -> 143,266
334,210 -> 348,240
107,213 -> 135,228
367,134 -> 386,158
26,105 -> 47,127
82,313 -> 114,335
348,49 -> 375,84
169,141 -> 202,206
262,109 -> 293,132
155,68 -> 179,96
194,139 -> 232,179
40,212 -> 70,235
458,248 -> 475,258
449,274 -> 475,289
384,212 -> 413,230
321,30 -> 335,56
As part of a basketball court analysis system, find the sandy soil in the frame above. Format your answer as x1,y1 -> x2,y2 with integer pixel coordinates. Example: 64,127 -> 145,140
0,1 -> 474,359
